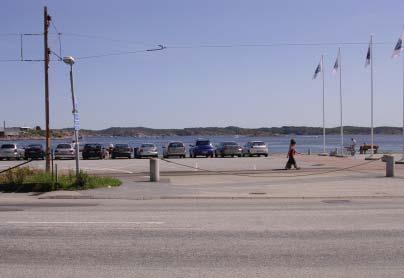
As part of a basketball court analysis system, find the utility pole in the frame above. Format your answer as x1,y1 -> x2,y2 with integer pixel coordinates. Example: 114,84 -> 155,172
44,6 -> 51,173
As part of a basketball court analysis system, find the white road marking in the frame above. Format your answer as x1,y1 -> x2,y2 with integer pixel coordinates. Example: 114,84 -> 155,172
0,164 -> 17,169
5,221 -> 164,225
81,167 -> 134,174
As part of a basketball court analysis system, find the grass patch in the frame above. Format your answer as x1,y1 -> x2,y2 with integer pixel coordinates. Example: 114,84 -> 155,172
0,167 -> 121,192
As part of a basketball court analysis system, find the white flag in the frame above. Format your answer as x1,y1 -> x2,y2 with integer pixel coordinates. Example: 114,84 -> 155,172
365,43 -> 371,67
313,61 -> 321,79
332,53 -> 339,74
392,31 -> 404,58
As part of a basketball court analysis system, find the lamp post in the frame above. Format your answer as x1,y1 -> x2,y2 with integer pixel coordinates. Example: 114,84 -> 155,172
63,56 -> 80,183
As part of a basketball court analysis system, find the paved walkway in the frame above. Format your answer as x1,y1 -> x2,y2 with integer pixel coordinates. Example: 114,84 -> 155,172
1,154 -> 403,200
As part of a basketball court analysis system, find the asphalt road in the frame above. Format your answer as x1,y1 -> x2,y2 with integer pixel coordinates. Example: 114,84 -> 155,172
0,198 -> 403,277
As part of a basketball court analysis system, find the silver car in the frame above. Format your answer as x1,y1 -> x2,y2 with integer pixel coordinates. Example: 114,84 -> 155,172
54,143 -> 75,160
242,141 -> 269,157
163,142 -> 186,158
0,143 -> 25,160
135,143 -> 158,158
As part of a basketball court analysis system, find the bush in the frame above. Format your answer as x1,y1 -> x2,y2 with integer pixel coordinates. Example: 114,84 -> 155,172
0,167 -> 121,192
2,167 -> 35,185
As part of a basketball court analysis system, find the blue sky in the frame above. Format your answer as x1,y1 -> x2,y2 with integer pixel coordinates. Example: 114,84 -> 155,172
0,0 -> 403,129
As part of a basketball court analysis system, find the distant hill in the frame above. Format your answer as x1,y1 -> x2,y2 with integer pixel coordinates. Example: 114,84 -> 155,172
48,126 -> 403,137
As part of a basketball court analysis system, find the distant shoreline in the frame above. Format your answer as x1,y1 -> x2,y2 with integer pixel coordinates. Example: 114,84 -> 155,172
1,125 -> 402,140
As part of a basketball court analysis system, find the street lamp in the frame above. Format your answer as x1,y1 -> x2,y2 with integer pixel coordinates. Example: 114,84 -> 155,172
63,56 -> 80,184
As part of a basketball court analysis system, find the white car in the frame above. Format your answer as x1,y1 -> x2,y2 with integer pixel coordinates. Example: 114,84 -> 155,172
163,142 -> 186,158
242,141 -> 269,157
135,143 -> 158,158
54,143 -> 75,160
0,143 -> 25,160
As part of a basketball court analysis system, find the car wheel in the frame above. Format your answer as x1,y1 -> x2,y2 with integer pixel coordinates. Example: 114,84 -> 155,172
264,154 -> 268,157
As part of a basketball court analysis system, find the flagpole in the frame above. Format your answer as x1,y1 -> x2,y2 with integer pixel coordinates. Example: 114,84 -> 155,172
339,48 -> 343,155
401,53 -> 404,160
370,34 -> 374,156
321,54 -> 326,154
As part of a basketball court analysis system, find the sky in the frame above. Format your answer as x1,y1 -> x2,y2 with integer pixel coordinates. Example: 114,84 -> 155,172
0,0 -> 403,130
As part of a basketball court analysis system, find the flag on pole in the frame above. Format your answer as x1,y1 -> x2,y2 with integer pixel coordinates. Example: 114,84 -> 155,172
313,60 -> 321,79
392,31 -> 404,58
332,53 -> 339,74
365,42 -> 371,67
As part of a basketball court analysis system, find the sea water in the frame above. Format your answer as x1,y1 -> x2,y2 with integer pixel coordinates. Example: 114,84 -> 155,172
1,134 -> 403,154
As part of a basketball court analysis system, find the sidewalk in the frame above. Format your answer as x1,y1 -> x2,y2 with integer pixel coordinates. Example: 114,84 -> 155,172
2,155 -> 404,200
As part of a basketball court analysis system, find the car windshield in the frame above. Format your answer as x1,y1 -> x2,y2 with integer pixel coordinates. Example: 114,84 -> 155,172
223,142 -> 238,146
115,144 -> 129,148
252,142 -> 266,146
85,144 -> 101,148
169,142 -> 184,148
57,144 -> 71,149
28,144 -> 42,148
196,140 -> 210,146
1,144 -> 15,149
141,144 -> 155,148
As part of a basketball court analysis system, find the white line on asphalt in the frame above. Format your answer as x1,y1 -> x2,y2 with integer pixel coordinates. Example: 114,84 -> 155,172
5,221 -> 164,225
0,164 -> 15,169
81,167 -> 134,174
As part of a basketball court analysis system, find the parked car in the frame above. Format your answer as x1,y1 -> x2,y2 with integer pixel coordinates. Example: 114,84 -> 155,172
54,143 -> 75,160
111,144 -> 132,159
163,141 -> 186,158
215,142 -> 243,157
135,143 -> 158,158
242,141 -> 269,157
82,143 -> 106,160
0,143 -> 25,160
189,139 -> 215,158
24,144 -> 45,160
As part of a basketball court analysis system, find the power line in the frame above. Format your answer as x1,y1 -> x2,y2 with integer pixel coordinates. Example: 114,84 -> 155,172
62,32 -> 156,47
166,41 -> 392,49
75,49 -> 152,60
0,59 -> 46,62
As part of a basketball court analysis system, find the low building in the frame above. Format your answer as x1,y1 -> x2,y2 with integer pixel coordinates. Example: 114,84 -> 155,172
0,127 -> 21,137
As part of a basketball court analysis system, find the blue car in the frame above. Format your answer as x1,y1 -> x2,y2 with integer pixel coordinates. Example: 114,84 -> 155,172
189,139 -> 215,158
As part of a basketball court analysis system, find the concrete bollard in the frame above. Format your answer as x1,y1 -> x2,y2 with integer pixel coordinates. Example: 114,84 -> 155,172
150,158 -> 160,182
384,155 -> 395,177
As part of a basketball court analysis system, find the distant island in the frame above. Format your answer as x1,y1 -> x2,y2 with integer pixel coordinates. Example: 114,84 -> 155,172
5,126 -> 402,139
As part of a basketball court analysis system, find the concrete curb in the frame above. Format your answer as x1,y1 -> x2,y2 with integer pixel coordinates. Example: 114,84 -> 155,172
37,195 -> 404,200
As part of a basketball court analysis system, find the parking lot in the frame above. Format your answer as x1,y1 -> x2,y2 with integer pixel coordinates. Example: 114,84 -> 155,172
0,153 -> 399,176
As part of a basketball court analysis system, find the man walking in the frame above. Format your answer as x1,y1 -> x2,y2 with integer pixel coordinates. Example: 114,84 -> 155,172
285,139 -> 300,170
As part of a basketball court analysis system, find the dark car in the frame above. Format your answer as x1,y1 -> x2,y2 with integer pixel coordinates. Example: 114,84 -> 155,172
82,143 -> 106,160
215,142 -> 243,158
24,144 -> 45,160
111,144 -> 132,159
189,139 -> 215,158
